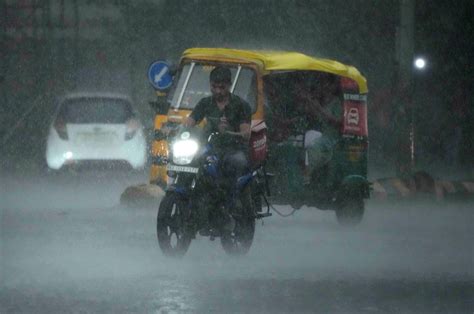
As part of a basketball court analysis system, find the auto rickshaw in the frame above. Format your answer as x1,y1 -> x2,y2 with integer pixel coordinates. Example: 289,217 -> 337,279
149,48 -> 369,225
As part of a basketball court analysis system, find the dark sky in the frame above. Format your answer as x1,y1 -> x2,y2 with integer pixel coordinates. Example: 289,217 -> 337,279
412,0 -> 473,168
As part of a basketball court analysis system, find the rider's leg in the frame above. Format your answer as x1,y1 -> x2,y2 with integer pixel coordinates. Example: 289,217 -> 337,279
221,150 -> 250,222
222,150 -> 248,181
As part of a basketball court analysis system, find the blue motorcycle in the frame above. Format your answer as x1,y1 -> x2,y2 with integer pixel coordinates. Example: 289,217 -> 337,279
156,127 -> 269,257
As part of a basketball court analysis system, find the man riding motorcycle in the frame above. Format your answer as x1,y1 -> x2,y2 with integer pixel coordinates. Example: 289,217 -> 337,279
183,66 -> 253,231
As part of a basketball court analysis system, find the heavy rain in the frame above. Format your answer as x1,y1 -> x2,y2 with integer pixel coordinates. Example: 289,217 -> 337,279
1,1 -> 473,313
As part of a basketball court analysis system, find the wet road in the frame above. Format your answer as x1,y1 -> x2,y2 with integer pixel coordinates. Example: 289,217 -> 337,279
1,171 -> 473,313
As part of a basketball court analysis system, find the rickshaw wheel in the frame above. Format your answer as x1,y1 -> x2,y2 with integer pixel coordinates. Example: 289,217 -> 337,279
335,197 -> 365,226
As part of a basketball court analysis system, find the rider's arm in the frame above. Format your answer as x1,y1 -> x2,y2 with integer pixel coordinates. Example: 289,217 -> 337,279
183,116 -> 196,128
224,122 -> 251,141
223,99 -> 252,141
183,98 -> 206,128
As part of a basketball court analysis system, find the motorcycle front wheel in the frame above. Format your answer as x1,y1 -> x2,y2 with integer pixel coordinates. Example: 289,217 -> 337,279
156,192 -> 192,258
221,187 -> 255,256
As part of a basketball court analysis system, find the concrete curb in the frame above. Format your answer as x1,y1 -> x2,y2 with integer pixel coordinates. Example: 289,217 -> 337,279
371,172 -> 474,201
434,180 -> 474,200
120,184 -> 165,207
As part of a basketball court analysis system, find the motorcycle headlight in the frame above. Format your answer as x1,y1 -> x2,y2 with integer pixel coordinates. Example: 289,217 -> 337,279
172,139 -> 199,165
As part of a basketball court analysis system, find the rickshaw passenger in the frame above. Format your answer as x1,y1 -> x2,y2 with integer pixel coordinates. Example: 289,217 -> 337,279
299,74 -> 343,181
265,74 -> 343,191
264,78 -> 308,195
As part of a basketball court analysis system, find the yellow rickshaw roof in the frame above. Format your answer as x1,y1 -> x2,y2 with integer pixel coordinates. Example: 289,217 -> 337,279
183,48 -> 368,93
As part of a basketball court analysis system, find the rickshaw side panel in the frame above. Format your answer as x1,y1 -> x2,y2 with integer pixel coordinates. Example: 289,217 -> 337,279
149,114 -> 168,186
334,137 -> 369,194
336,77 -> 369,198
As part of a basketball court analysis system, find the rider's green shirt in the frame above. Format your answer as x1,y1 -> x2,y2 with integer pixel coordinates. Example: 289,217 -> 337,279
190,94 -> 252,149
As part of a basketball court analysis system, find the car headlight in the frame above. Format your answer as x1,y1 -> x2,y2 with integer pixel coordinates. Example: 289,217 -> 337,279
172,139 -> 199,165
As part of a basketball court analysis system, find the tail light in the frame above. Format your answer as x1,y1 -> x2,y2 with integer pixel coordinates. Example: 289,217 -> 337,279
54,118 -> 68,140
125,118 -> 140,140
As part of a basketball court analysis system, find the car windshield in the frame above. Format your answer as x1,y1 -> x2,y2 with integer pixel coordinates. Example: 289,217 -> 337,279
58,97 -> 134,124
169,63 -> 257,112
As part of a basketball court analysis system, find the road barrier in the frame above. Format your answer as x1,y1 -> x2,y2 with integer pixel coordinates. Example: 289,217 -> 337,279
120,184 -> 165,207
371,171 -> 474,201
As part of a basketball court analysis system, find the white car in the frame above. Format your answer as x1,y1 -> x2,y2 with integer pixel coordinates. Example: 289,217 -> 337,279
45,93 -> 147,170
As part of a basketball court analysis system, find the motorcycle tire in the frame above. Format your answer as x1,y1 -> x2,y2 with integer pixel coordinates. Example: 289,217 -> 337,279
221,187 -> 256,256
156,192 -> 192,258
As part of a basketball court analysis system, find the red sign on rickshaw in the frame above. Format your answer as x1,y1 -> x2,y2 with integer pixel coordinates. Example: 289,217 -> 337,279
339,77 -> 367,137
342,98 -> 368,137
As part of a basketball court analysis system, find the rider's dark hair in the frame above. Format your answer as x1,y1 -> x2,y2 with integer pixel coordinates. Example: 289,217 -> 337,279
210,66 -> 232,84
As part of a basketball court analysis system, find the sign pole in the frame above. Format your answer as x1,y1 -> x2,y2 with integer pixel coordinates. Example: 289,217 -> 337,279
395,0 -> 415,177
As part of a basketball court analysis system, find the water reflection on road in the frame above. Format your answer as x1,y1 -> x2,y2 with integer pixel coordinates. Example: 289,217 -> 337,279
1,171 -> 473,313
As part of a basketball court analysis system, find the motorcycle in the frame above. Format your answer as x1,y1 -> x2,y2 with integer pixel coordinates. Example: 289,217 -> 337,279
156,127 -> 269,257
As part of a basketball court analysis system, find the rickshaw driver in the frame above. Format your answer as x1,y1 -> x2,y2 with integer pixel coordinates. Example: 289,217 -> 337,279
183,66 -> 252,228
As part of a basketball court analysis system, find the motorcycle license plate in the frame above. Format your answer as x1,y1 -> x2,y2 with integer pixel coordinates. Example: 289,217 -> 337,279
167,164 -> 199,174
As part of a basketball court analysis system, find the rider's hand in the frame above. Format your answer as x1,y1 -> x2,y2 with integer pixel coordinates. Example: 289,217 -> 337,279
218,117 -> 230,133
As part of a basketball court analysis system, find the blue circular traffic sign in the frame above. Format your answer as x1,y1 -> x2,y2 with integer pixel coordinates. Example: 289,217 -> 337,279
148,60 -> 173,90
